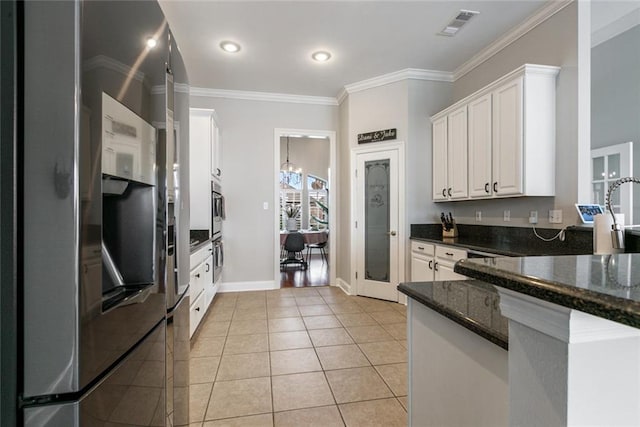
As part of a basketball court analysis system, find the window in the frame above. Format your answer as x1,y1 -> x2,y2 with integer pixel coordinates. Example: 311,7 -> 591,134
280,171 -> 303,230
591,142 -> 633,221
308,175 -> 328,230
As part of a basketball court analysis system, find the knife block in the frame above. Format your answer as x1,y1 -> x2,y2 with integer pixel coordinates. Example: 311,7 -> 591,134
442,222 -> 458,238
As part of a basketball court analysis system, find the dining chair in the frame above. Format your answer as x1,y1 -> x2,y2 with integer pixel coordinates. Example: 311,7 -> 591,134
280,232 -> 307,270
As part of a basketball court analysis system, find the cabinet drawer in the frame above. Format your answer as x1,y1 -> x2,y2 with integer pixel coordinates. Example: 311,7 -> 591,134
190,291 -> 206,338
411,241 -> 435,256
468,287 -> 493,328
190,243 -> 212,270
190,263 -> 205,303
436,245 -> 467,262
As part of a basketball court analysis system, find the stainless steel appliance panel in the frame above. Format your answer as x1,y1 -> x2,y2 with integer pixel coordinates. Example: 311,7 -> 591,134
167,292 -> 190,426
23,0 -> 82,397
23,0 -> 171,399
213,238 -> 224,284
24,321 -> 167,427
211,182 -> 223,238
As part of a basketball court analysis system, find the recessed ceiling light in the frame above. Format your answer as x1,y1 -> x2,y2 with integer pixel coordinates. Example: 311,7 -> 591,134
220,41 -> 241,53
146,38 -> 157,49
312,51 -> 331,62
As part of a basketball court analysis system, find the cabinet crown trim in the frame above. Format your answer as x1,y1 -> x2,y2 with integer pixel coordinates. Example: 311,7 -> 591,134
431,64 -> 560,122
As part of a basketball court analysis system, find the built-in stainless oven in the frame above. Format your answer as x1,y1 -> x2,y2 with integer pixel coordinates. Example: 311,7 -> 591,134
213,238 -> 224,284
212,182 -> 224,238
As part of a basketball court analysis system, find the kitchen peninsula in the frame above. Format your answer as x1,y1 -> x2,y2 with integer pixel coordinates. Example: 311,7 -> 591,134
400,250 -> 640,427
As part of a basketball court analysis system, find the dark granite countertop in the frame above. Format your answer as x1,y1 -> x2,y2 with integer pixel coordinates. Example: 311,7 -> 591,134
455,254 -> 640,329
398,280 -> 508,350
411,224 -> 593,257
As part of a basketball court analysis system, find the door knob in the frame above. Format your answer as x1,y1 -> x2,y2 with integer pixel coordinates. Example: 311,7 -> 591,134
387,231 -> 397,236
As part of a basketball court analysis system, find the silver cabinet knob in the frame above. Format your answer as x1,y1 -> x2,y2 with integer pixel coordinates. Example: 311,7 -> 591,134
387,231 -> 397,236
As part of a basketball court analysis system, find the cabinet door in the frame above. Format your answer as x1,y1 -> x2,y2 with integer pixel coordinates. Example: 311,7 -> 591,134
411,254 -> 434,282
447,106 -> 468,199
189,110 -> 213,231
432,116 -> 448,200
468,94 -> 493,198
492,77 -> 523,196
211,118 -> 222,180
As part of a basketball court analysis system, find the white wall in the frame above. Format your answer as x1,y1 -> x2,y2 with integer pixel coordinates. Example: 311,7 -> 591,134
447,3 -> 584,228
337,97 -> 351,288
592,24 -> 640,223
189,96 -> 337,286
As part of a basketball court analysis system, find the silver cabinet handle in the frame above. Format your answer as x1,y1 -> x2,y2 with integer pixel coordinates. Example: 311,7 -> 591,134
387,231 -> 397,236
205,263 -> 210,272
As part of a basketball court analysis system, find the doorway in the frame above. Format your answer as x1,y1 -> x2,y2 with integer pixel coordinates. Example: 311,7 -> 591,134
353,142 -> 405,302
274,129 -> 337,288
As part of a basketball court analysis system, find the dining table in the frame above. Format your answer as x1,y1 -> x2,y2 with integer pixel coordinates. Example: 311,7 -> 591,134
280,229 -> 328,246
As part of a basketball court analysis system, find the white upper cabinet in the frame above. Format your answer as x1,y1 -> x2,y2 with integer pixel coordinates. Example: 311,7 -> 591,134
492,77 -> 523,196
432,116 -> 448,201
189,108 -> 214,232
431,106 -> 468,201
447,106 -> 468,200
431,64 -> 559,202
210,117 -> 222,181
468,93 -> 493,198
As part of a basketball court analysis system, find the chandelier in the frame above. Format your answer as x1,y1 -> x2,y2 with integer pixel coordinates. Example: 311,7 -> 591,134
280,136 -> 302,186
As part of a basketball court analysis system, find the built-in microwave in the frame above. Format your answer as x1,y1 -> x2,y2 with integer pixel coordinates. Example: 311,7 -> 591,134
211,181 -> 224,238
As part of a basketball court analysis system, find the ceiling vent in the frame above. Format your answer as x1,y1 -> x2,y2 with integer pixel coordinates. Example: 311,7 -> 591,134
438,9 -> 480,37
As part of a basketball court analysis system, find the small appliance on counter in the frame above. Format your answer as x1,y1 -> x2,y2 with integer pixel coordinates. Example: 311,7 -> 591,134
441,212 -> 458,238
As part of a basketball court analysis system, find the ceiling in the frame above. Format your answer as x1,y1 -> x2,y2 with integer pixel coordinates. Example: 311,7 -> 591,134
159,1 -> 556,98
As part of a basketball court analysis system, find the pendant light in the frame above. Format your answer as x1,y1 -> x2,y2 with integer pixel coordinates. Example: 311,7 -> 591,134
280,136 -> 301,185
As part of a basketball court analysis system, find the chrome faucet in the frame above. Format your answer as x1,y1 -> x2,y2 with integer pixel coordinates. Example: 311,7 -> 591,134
605,177 -> 640,250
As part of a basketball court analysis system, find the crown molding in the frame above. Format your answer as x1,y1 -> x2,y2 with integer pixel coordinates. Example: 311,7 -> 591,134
343,68 -> 453,96
83,55 -> 145,83
336,88 -> 348,105
150,83 -> 190,95
453,0 -> 573,81
591,7 -> 640,48
189,87 -> 338,106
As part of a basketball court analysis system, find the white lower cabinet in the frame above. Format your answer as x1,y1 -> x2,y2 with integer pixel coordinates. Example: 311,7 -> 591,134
410,241 -> 435,281
190,243 -> 215,338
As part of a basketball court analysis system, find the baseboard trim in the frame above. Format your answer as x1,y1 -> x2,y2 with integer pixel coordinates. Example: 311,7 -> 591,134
218,280 -> 278,293
336,278 -> 352,295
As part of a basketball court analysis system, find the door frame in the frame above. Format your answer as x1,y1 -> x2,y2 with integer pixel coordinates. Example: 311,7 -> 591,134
350,141 -> 406,298
273,128 -> 337,287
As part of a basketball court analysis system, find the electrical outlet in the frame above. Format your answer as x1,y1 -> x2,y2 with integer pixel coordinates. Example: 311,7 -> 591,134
549,209 -> 563,224
263,202 -> 269,210
503,210 -> 510,222
529,211 -> 538,224
475,211 -> 482,221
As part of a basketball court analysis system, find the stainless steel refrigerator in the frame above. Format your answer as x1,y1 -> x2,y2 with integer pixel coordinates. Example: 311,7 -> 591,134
5,1 -> 191,425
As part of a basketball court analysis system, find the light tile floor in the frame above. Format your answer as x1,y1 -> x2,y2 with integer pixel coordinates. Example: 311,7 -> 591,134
189,286 -> 407,427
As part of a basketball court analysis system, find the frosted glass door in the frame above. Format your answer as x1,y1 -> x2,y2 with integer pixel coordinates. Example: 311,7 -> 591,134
356,149 -> 399,302
364,159 -> 390,282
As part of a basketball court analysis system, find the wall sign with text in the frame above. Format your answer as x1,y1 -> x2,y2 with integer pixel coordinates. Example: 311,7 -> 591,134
357,128 -> 397,144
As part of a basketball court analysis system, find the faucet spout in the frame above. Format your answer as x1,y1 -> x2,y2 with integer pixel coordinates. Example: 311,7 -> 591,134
605,177 -> 640,250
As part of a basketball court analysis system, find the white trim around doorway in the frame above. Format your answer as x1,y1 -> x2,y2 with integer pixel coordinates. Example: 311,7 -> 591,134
273,128 -> 337,287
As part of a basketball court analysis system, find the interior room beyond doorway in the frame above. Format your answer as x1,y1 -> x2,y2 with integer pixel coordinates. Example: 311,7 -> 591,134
278,133 -> 331,288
